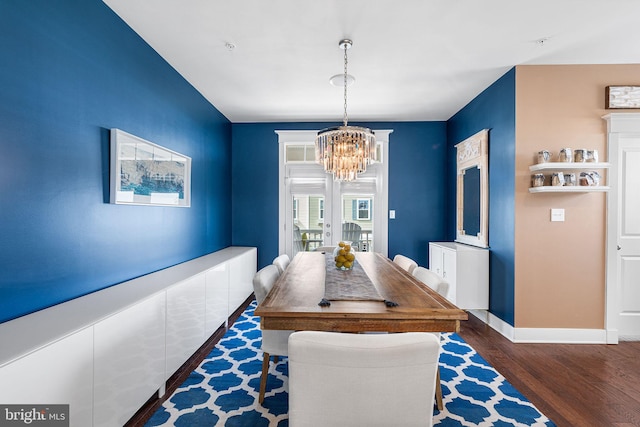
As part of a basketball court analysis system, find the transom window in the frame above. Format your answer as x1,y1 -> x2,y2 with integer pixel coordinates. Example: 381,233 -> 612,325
285,143 -> 383,164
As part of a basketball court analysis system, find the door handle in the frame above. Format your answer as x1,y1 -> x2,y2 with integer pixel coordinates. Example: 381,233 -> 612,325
617,245 -> 621,251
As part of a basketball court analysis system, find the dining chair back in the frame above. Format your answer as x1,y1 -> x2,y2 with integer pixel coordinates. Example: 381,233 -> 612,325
252,264 -> 293,404
413,266 -> 450,299
288,331 -> 440,427
393,254 -> 418,274
253,264 -> 280,304
272,254 -> 290,274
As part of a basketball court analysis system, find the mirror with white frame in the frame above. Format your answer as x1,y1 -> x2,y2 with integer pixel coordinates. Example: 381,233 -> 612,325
455,129 -> 489,248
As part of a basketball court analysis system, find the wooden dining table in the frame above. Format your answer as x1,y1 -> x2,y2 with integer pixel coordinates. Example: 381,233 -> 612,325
254,251 -> 468,333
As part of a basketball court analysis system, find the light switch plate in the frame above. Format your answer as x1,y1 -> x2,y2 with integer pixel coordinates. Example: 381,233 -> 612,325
389,210 -> 396,219
551,208 -> 565,222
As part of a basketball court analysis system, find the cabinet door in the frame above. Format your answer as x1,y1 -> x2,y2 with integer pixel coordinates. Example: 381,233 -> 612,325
429,244 -> 443,277
94,293 -> 166,427
0,327 -> 94,427
228,249 -> 257,316
166,273 -> 206,378
442,249 -> 457,304
205,263 -> 229,336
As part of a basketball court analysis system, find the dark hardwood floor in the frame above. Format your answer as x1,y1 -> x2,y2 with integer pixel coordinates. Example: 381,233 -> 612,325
458,313 -> 640,427
128,301 -> 640,427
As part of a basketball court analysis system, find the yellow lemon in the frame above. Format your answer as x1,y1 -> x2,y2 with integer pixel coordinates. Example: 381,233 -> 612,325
346,253 -> 355,262
339,249 -> 347,256
335,262 -> 343,268
344,244 -> 351,252
336,255 -> 346,263
343,261 -> 352,269
338,241 -> 345,247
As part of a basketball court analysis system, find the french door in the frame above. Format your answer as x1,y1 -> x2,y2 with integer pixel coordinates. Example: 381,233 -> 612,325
276,130 -> 391,259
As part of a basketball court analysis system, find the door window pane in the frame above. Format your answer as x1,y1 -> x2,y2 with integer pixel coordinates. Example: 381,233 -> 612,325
341,196 -> 373,252
292,195 -> 324,254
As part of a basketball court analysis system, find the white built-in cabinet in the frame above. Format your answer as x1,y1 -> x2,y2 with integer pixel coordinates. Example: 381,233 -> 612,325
0,246 -> 256,427
94,293 -> 167,427
205,263 -> 230,337
165,274 -> 206,380
429,242 -> 489,309
228,253 -> 257,317
0,327 -> 95,426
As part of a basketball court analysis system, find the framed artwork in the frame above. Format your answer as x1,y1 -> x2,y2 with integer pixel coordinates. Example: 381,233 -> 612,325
605,86 -> 640,109
110,129 -> 191,207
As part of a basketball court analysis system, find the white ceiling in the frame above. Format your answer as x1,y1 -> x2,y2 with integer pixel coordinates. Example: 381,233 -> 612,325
103,0 -> 640,123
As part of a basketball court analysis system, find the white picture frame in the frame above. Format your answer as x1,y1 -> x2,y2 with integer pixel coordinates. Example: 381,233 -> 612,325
110,129 -> 191,207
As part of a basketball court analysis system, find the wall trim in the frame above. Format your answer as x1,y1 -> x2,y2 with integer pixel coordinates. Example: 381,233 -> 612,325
469,310 -> 608,344
468,309 -> 514,341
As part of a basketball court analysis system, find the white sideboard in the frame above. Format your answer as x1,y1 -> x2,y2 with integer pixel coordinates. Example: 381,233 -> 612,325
0,246 -> 256,427
429,242 -> 488,309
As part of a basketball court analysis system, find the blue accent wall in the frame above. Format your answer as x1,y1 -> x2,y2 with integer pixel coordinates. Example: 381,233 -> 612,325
231,121 -> 447,269
0,1 -> 232,323
447,68 -> 516,325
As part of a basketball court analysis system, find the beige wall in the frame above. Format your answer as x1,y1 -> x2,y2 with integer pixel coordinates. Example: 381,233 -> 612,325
515,65 -> 640,328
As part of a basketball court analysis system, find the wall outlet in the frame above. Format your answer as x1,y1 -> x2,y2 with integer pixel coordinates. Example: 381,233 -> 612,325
551,208 -> 565,222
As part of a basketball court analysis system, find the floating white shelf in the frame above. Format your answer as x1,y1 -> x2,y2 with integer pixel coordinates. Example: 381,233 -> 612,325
529,162 -> 610,172
529,186 -> 610,193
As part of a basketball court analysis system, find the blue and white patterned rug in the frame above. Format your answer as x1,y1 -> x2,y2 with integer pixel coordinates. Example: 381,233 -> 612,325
145,301 -> 555,426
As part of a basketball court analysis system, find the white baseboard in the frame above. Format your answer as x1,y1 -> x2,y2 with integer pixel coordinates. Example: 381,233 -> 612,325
468,309 -> 609,344
619,334 -> 640,342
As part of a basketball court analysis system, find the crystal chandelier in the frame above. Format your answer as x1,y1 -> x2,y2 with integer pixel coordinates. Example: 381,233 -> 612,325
315,39 -> 376,182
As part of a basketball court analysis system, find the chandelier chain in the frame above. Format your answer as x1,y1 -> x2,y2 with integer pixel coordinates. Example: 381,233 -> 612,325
343,43 -> 348,126
315,38 -> 376,181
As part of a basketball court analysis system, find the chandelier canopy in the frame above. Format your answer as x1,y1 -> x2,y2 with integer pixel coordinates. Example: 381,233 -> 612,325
315,39 -> 376,182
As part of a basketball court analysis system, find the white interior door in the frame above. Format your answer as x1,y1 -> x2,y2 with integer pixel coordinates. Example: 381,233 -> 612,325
606,114 -> 640,342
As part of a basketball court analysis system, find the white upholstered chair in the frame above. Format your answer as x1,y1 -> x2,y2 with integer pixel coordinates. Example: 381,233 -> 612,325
412,265 -> 451,410
412,266 -> 450,300
272,254 -> 290,274
393,254 -> 418,274
252,264 -> 293,404
288,331 -> 440,427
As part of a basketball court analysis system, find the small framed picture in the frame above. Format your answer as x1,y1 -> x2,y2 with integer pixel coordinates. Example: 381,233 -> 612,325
110,129 -> 191,207
605,86 -> 640,109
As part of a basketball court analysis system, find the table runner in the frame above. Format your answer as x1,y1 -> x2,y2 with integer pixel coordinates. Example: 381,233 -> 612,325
320,253 -> 392,306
